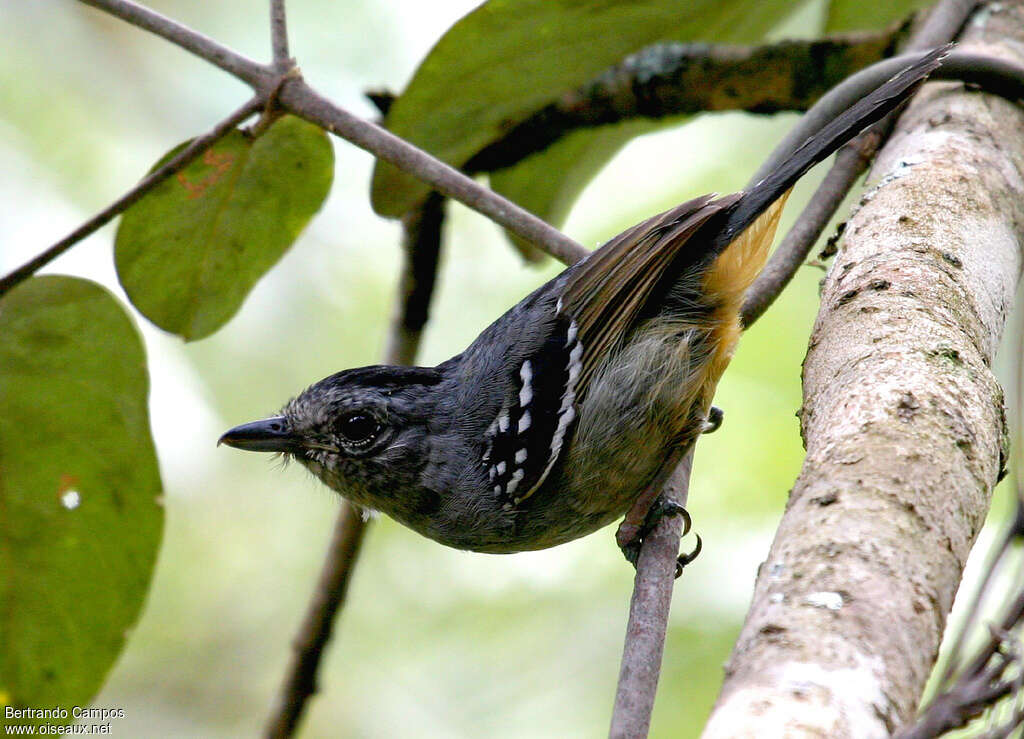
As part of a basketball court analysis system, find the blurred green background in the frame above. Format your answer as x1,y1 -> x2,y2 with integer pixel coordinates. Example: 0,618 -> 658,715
1,1 -> 1017,736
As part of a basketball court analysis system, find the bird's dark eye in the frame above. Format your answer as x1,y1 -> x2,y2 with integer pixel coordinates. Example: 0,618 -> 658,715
336,412 -> 381,446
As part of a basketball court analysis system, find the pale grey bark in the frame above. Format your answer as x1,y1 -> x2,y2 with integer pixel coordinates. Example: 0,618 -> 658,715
703,3 -> 1024,737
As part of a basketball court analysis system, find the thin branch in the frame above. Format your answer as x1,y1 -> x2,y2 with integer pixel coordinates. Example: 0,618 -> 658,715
270,0 -> 290,70
263,194 -> 447,738
276,81 -> 589,265
0,96 -> 263,298
263,502 -> 368,739
78,0 -> 270,87
896,588 -> 1024,738
610,451 -> 694,739
78,0 -> 587,266
938,510 -> 1022,686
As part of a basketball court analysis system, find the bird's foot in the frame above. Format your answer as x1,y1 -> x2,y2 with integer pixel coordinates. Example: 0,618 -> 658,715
617,496 -> 702,578
702,406 -> 724,434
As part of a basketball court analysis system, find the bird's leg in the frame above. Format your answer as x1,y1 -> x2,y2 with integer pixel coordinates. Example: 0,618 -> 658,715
617,440 -> 703,576
616,493 -> 702,577
702,406 -> 724,434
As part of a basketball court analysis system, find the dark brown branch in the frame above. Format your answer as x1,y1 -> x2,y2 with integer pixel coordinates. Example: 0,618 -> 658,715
263,502 -> 368,739
895,586 -> 1024,738
0,96 -> 263,298
270,0 -> 290,69
386,193 -> 446,364
78,0 -> 270,86
465,31 -> 900,174
262,195 -> 447,738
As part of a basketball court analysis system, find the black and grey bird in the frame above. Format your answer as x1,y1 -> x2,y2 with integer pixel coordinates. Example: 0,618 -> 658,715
220,48 -> 944,568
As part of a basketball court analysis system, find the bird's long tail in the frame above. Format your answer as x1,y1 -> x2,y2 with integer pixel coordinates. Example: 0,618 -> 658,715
701,45 -> 948,307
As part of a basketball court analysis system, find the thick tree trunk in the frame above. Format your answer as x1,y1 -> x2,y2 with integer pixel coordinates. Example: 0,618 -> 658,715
703,3 -> 1024,737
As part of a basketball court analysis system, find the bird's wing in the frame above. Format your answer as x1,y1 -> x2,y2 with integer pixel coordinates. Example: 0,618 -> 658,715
557,193 -> 739,400
480,195 -> 739,508
482,45 -> 948,507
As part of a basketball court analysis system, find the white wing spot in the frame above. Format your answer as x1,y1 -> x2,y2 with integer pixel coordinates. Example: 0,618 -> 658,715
515,448 -> 528,464
518,410 -> 531,433
498,413 -> 510,432
568,340 -> 583,383
496,461 -> 506,475
518,360 -> 533,407
507,468 -> 525,494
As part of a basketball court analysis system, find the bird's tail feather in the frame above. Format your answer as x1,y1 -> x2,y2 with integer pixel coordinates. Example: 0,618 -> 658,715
699,45 -> 947,310
711,45 -> 948,255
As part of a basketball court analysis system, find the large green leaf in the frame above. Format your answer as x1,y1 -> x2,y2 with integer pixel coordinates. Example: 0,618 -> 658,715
116,115 -> 334,341
825,0 -> 929,31
371,0 -> 805,218
0,276 -> 163,725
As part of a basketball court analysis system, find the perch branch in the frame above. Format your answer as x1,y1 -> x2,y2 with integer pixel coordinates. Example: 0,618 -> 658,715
704,1 -> 1024,734
275,82 -> 588,265
610,452 -> 694,738
611,6 -> 978,734
263,194 -> 447,738
0,96 -> 263,297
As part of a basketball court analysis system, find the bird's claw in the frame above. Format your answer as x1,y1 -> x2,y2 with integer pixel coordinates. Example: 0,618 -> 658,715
619,496 -> 701,578
702,406 -> 724,434
674,534 -> 702,578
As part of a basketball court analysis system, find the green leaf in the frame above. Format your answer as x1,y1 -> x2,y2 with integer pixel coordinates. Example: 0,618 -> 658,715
371,0 -> 805,218
489,120 -> 661,259
116,115 -> 334,341
0,276 -> 163,723
825,0 -> 928,31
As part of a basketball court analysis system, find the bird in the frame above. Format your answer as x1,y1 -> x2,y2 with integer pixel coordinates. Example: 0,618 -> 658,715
220,47 -> 945,571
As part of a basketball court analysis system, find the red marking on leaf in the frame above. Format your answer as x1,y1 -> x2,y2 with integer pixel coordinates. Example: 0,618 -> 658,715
175,147 -> 238,200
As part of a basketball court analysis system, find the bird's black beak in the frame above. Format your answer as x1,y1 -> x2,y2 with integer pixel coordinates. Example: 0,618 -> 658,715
218,416 -> 302,453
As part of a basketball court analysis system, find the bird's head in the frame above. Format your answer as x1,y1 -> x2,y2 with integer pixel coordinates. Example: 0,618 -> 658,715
219,364 -> 446,507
